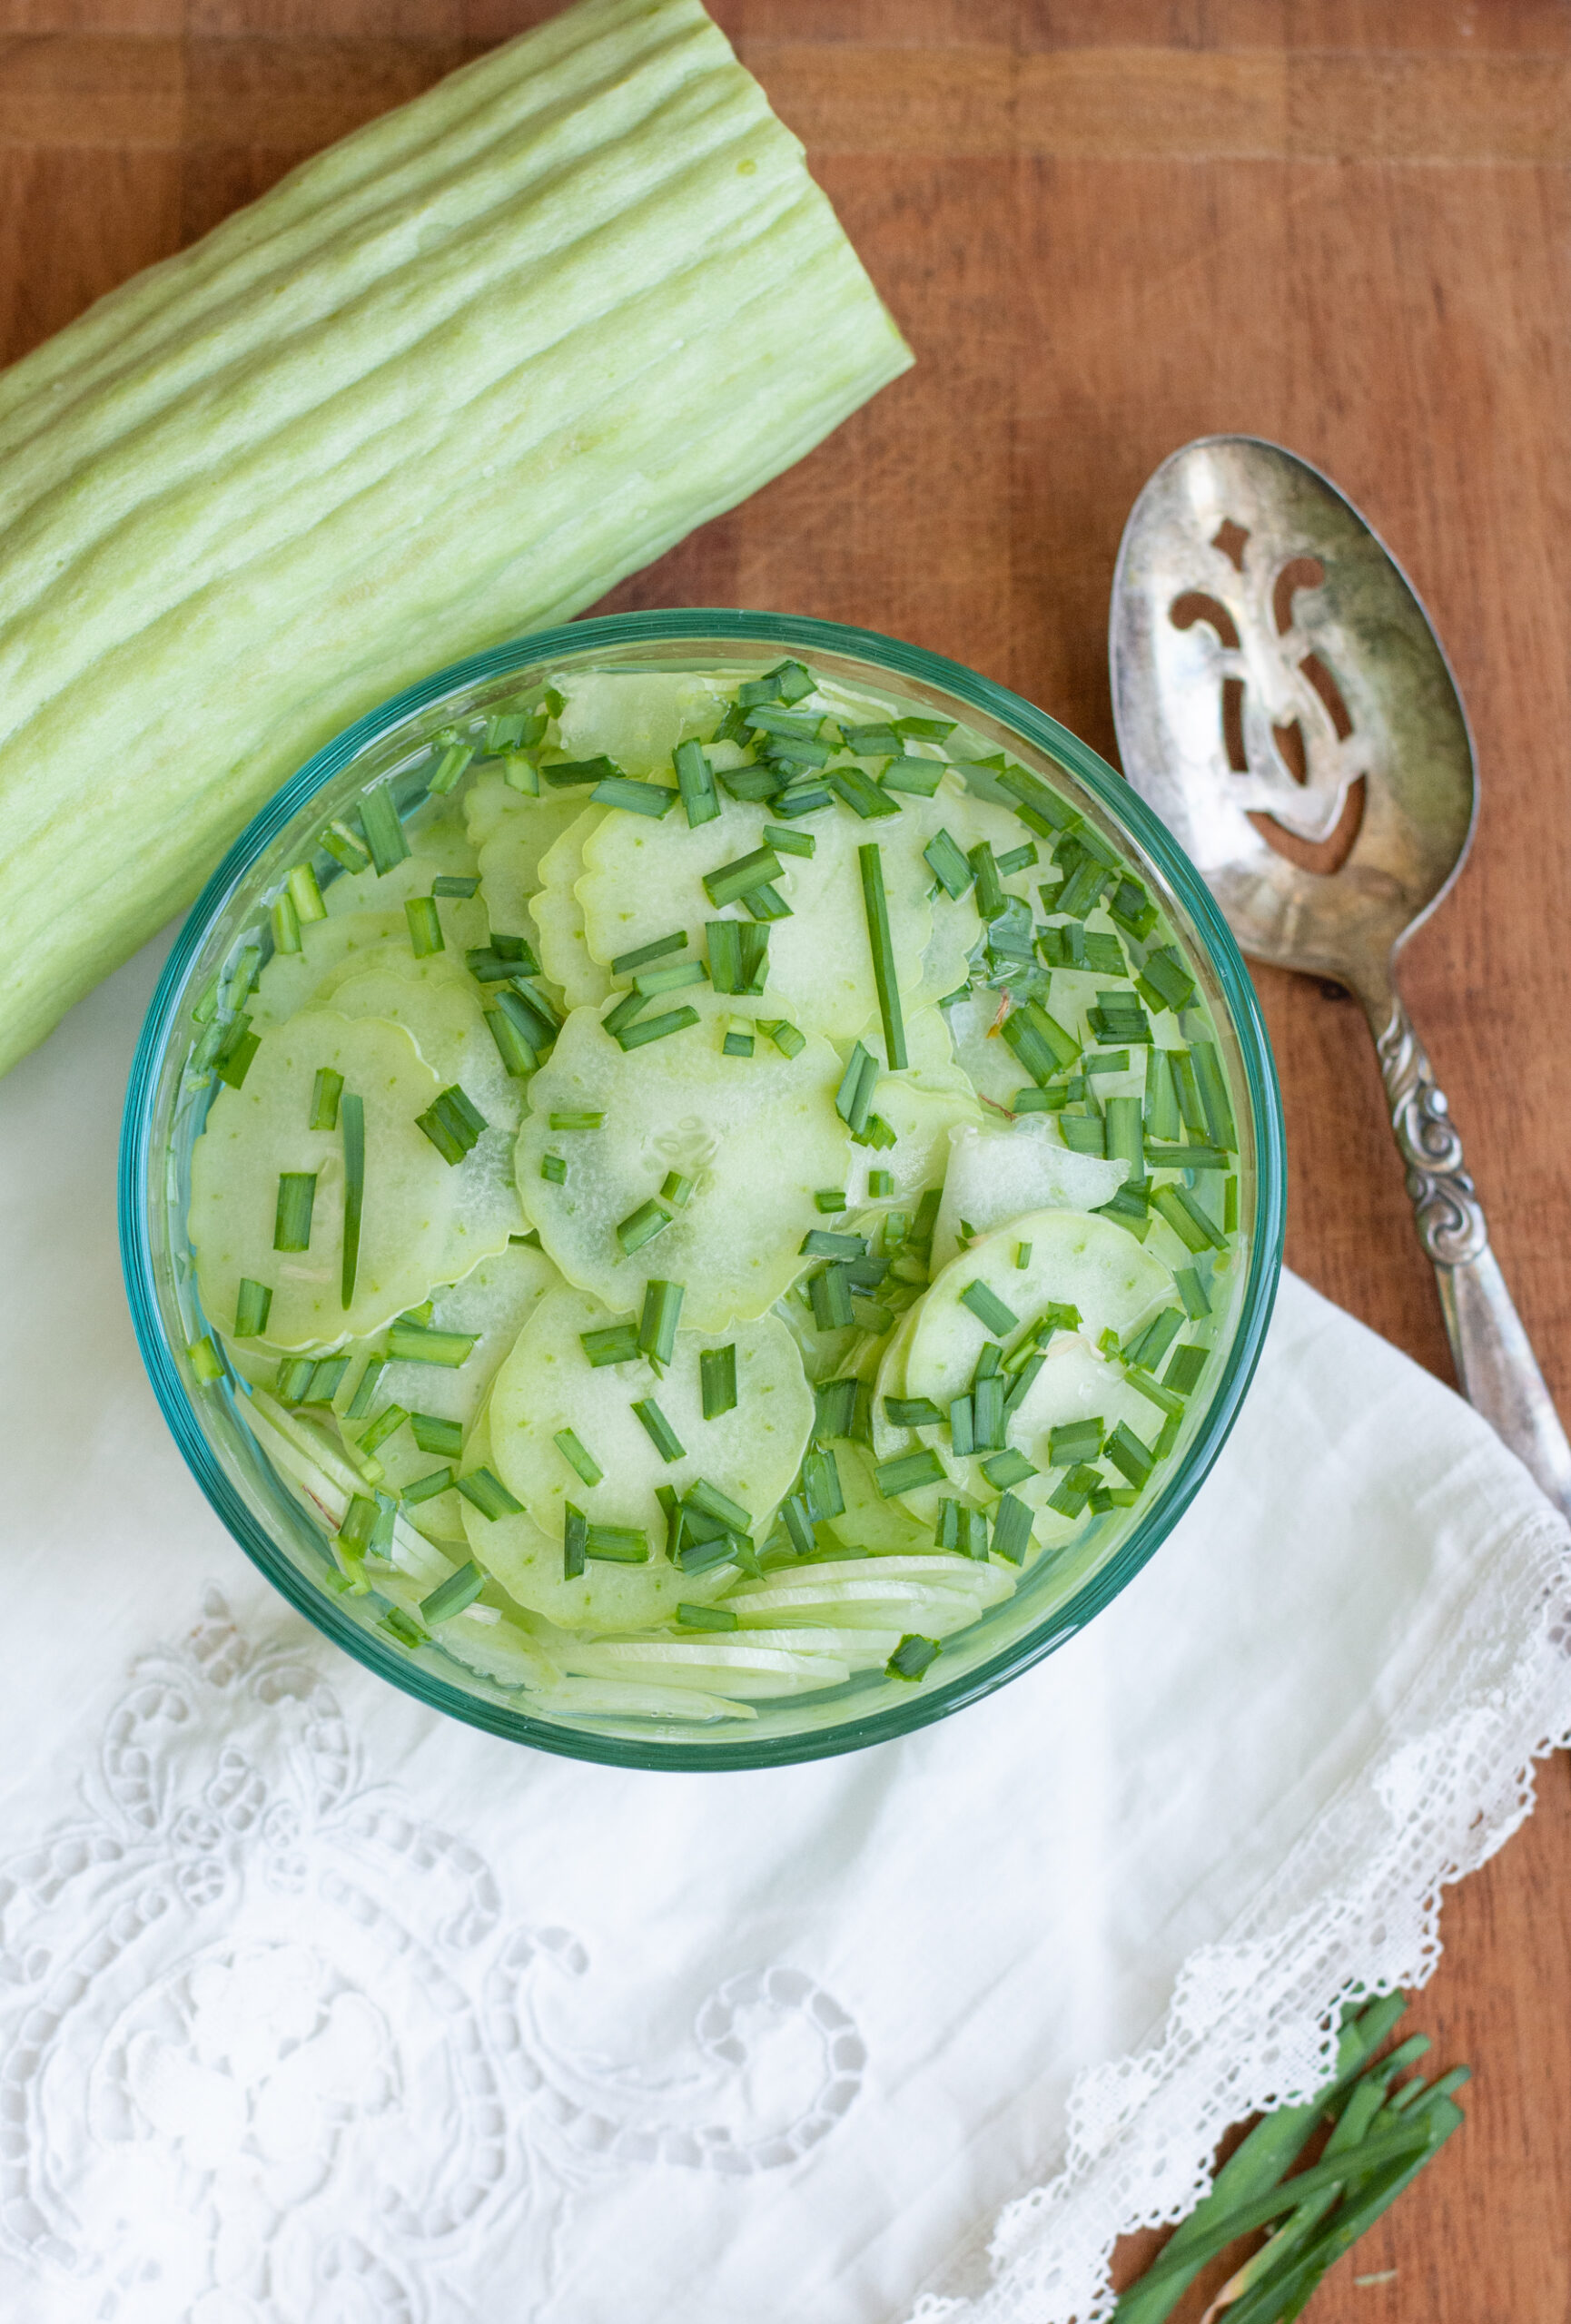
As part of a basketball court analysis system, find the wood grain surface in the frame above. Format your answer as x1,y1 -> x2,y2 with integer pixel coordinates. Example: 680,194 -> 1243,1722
5,0 -> 1568,2313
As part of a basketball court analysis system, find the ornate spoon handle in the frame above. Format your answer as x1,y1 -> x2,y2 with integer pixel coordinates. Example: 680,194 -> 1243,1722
1368,987 -> 1571,1519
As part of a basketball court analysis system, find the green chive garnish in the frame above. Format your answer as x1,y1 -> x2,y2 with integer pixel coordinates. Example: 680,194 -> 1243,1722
856,842 -> 907,1070
420,1561 -> 486,1623
1164,1343 -> 1208,1395
457,1468 -> 524,1521
981,1449 -> 1036,1490
1175,1265 -> 1211,1319
677,1602 -> 738,1631
809,1265 -> 854,1331
1049,1418 -> 1104,1465
611,931 -> 687,976
581,1323 -> 640,1367
763,823 -> 816,858
990,1492 -> 1033,1563
379,1608 -> 426,1649
432,874 -> 479,898
592,775 -> 677,818
357,1403 -> 410,1456
674,738 -> 719,829
273,1172 -> 317,1252
554,1428 -> 603,1487
544,755 -> 622,789
617,1198 -> 674,1255
740,881 -> 792,922
960,1280 -> 1018,1336
402,1466 -> 455,1505
1105,1422 -> 1156,1486
405,895 -> 445,957
485,1000 -> 537,1079
800,1228 -> 865,1260
685,1477 -> 752,1532
723,1017 -> 755,1058
1153,1184 -> 1229,1253
632,1398 -> 686,1463
614,1006 -> 700,1052
234,1277 -> 272,1337
540,1154 -> 567,1185
814,1189 -> 847,1214
761,1019 -> 805,1059
874,1449 -> 946,1499
924,827 -> 973,899
949,1394 -> 975,1455
706,920 -> 771,997
308,1067 -> 343,1131
410,1413 -> 464,1459
586,1526 -> 651,1564
358,782 -> 410,874
414,1084 -> 487,1166
188,1335 -> 224,1385
1224,1176 -> 1240,1233
1124,1306 -> 1183,1372
886,1634 -> 941,1680
550,1110 -> 603,1131
885,1396 -> 944,1428
320,821 -> 370,873
386,1322 -> 476,1366
835,1042 -> 878,1136
564,1502 -> 588,1580
828,764 -> 902,821
880,755 -> 944,797
703,846 -> 784,909
341,1092 -> 364,1309
700,1344 -> 737,1418
639,1278 -> 685,1367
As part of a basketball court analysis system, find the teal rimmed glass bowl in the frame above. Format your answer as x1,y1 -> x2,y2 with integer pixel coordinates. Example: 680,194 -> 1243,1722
121,610 -> 1285,1769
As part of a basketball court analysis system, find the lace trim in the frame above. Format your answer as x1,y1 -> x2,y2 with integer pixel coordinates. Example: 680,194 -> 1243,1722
909,1503 -> 1571,2323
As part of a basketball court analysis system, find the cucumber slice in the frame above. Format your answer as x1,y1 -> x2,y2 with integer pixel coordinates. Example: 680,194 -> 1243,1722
536,1674 -> 757,1723
551,669 -> 731,774
330,964 -> 523,1134
238,1384 -> 448,1584
529,807 -> 612,1006
931,1123 -> 1130,1275
903,1209 -> 1176,1419
941,988 -> 1033,1108
726,1576 -> 1005,1634
322,809 -> 479,919
576,795 -> 938,1038
434,1610 -> 560,1691
837,1071 -> 983,1210
192,1009 -> 508,1348
816,1440 -> 938,1552
516,990 -> 851,1329
250,903 -> 488,1029
464,770 -> 532,851
488,1285 -> 812,1548
459,1408 -> 731,1633
476,793 -> 585,944
558,1634 -> 851,1700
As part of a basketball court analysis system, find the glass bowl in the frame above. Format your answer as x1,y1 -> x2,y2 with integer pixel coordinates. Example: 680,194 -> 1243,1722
121,610 -> 1285,1769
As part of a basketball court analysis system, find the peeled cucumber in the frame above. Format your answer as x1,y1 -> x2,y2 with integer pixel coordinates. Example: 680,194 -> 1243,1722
0,0 -> 910,1076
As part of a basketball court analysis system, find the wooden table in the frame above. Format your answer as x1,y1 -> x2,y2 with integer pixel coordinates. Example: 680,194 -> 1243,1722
5,0 -> 1568,2312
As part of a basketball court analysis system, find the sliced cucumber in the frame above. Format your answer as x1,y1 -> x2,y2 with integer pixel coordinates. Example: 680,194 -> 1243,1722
434,1610 -> 560,1691
529,807 -> 612,1006
558,1634 -> 851,1699
817,1440 -> 939,1552
516,990 -> 851,1329
726,1570 -> 1008,1633
464,770 -> 532,851
577,794 -> 938,1039
837,1071 -> 983,1210
931,1123 -> 1130,1275
192,1009 -> 504,1348
475,792 -> 586,942
329,963 -> 523,1135
904,1208 -> 1176,1418
488,1285 -> 812,1548
535,1674 -> 757,1723
250,903 -> 488,1029
551,669 -> 732,774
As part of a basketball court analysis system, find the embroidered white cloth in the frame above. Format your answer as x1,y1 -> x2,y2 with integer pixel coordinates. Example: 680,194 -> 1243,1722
6,932 -> 1571,2324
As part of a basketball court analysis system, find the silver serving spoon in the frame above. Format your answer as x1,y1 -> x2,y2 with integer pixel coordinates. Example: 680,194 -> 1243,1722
1110,433 -> 1571,1517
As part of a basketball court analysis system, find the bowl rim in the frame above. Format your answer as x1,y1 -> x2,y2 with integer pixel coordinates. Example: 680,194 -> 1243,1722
120,606 -> 1287,1771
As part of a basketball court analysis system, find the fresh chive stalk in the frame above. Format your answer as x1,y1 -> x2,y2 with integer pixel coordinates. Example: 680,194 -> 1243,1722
234,1277 -> 272,1338
615,1006 -> 700,1052
271,891 -> 301,956
273,1172 -> 317,1252
401,1467 -> 455,1505
704,846 -> 784,910
673,738 -> 719,829
544,755 -> 622,789
358,783 -> 410,874
835,1043 -> 879,1136
874,1449 -> 946,1499
340,1092 -> 364,1310
405,895 -> 444,958
677,1602 -> 738,1631
633,1399 -> 686,1463
563,1503 -> 588,1581
723,1017 -> 756,1058
886,1634 -> 941,1680
617,1199 -> 674,1255
308,1067 -> 343,1132
638,1278 -> 685,1367
612,931 -> 687,976
828,764 -> 902,821
420,1562 -> 487,1624
357,1403 -> 410,1457
960,1280 -> 1019,1336
700,1344 -> 737,1419
592,775 -> 677,818
581,1322 -> 640,1367
386,1322 -> 476,1367
414,1084 -> 488,1166
761,1018 -> 805,1058
188,1335 -> 224,1385
410,1412 -> 464,1458
857,842 -> 907,1069
554,1428 -> 603,1487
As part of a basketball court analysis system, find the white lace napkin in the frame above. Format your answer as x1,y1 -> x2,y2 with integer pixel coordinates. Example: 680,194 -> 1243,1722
7,931 -> 1570,2324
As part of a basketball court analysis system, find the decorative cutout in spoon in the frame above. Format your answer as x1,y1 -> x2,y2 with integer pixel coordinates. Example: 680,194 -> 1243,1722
1111,433 -> 1571,1515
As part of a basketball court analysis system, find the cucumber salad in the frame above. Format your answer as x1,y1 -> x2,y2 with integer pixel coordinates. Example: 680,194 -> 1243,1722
182,656 -> 1243,1725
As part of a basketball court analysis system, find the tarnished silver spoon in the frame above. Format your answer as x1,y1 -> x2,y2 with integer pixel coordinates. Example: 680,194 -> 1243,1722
1110,433 -> 1571,1517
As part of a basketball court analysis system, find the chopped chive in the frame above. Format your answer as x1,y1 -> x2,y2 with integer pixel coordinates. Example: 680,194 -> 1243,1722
885,1396 -> 944,1428
934,1499 -> 960,1551
878,754 -> 944,798
493,983 -> 557,1056
839,720 -> 902,756
632,1398 -> 686,1463
321,820 -> 370,873
809,1265 -> 855,1331
673,737 -> 719,829
1105,1422 -> 1156,1486
835,1042 -> 879,1136
856,842 -> 907,1071
341,1092 -> 364,1310
563,1502 -> 588,1580
1224,1176 -> 1240,1233
802,1445 -> 844,1521
703,846 -> 784,910
814,1189 -> 847,1214
972,1374 -> 1004,1451
924,827 -> 974,901
800,1229 -> 865,1260
828,763 -> 903,821
1170,1049 -> 1208,1137
273,1171 -> 317,1252
1126,1369 -> 1184,1419
659,1172 -> 697,1213
886,1633 -> 942,1680
771,779 -> 835,819
763,823 -> 816,858
673,1533 -> 746,1575
981,1449 -> 1037,1490
960,1280 -> 1019,1336
739,881 -> 792,922
990,1493 -> 1033,1563
581,1323 -> 640,1368
592,775 -> 677,818
554,1428 -> 603,1487
685,1477 -> 752,1531
1145,1142 -> 1230,1172
211,1016 -> 260,1090
234,1277 -> 272,1338
700,1344 -> 737,1419
271,891 -> 301,956
1015,1242 -> 1033,1270
612,931 -> 687,976
502,752 -> 539,793
433,875 -> 481,901
1002,1354 -> 1045,1420
1175,1265 -> 1212,1319
1090,1484 -> 1141,1512
386,1322 -> 476,1367
1165,1343 -> 1209,1395
874,1449 -> 946,1499
404,895 -> 445,958
869,1169 -> 894,1199
540,1154 -> 567,1185
677,1602 -> 738,1631
1143,1049 -> 1182,1141
544,755 -> 622,789
997,842 -> 1039,874
357,1403 -> 410,1456
615,1005 -> 700,1052
1153,1183 -> 1229,1253
760,1018 -> 805,1059
188,1334 -> 224,1385
379,1608 -> 427,1649
427,730 -> 475,795
486,1005 -> 537,1078
414,1084 -> 487,1166
602,987 -> 651,1040
550,1110 -> 603,1131
723,1017 -> 756,1058
1001,998 -> 1081,1087
1047,1462 -> 1101,1518
1124,1306 -> 1184,1372
420,1561 -> 487,1624
467,940 -> 542,981
638,1278 -> 685,1366
718,765 -> 786,803
308,1066 -> 343,1132
745,704 -> 825,741
402,1466 -> 455,1505
706,920 -> 771,997
335,1492 -> 380,1553
274,1354 -> 314,1404
286,862 -> 326,925
358,782 -> 410,874
1049,1418 -> 1104,1464
405,1413 -> 461,1461
617,1198 -> 674,1255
